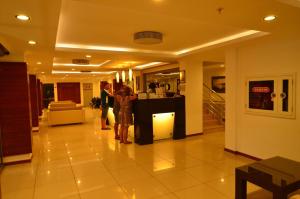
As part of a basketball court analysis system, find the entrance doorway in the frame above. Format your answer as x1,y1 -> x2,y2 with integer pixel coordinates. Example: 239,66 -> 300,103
43,83 -> 54,108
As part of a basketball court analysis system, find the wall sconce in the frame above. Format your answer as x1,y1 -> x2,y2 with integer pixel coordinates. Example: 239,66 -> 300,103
122,70 -> 126,82
129,68 -> 133,82
179,70 -> 185,83
116,72 -> 120,83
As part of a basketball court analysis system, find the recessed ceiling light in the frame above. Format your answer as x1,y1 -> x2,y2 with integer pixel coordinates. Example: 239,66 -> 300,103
37,62 -> 42,65
41,72 -> 45,74
264,15 -> 276,21
85,55 -> 92,58
28,40 -> 36,45
220,64 -> 225,68
72,68 -> 76,71
16,14 -> 30,21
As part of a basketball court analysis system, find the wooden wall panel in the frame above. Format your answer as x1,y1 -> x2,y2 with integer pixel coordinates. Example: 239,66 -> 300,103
29,75 -> 39,127
57,82 -> 81,103
0,62 -> 32,157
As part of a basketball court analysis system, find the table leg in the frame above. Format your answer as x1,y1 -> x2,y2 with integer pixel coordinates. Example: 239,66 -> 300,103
235,172 -> 247,199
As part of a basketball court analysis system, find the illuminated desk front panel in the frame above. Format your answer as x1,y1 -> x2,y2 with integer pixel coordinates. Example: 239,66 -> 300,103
133,97 -> 185,145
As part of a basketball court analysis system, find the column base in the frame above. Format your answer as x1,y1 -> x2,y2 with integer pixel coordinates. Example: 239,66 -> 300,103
3,153 -> 32,165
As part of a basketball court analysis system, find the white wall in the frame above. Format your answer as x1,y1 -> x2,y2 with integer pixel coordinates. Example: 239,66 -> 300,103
179,57 -> 203,135
226,35 -> 300,161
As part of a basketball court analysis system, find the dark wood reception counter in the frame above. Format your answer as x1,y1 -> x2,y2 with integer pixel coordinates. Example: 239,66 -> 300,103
133,96 -> 186,145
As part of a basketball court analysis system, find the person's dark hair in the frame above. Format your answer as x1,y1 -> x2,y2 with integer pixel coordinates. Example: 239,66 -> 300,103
121,86 -> 131,96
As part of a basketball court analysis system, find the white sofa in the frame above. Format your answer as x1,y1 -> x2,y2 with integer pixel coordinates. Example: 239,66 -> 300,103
47,101 -> 85,126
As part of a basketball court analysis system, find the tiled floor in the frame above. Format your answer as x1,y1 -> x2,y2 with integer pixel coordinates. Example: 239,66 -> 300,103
1,109 -> 273,199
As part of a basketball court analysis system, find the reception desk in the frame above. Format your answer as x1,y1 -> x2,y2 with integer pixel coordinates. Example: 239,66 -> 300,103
133,96 -> 186,145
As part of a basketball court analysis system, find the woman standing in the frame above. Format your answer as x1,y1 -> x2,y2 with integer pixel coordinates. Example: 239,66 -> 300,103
116,86 -> 137,144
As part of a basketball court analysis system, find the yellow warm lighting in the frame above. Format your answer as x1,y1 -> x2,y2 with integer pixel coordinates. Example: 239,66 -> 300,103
129,68 -> 133,82
53,60 -> 110,67
16,14 -> 30,21
55,43 -> 174,55
51,70 -> 115,74
56,31 -> 264,57
122,70 -> 126,82
264,15 -> 276,21
135,62 -> 167,69
28,40 -> 36,45
116,72 -> 120,83
175,30 -> 262,55
152,112 -> 175,140
85,55 -> 92,58
37,62 -> 42,65
153,160 -> 175,172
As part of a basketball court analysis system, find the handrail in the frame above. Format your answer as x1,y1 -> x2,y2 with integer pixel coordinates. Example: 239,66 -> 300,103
203,84 -> 225,101
203,83 -> 225,124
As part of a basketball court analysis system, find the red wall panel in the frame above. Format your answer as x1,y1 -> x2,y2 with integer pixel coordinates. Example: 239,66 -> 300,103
57,82 -> 81,103
29,75 -> 39,127
0,62 -> 32,157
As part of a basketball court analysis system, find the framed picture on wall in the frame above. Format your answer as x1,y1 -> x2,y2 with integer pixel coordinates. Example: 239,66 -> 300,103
211,76 -> 225,93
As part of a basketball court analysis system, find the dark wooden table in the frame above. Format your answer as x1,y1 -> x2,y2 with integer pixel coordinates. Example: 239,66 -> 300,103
236,156 -> 300,199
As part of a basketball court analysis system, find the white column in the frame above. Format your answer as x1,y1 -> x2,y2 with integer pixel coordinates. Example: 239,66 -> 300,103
179,58 -> 203,135
225,48 -> 238,151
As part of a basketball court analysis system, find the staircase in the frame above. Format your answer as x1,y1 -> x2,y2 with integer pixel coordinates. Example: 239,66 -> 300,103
203,84 -> 225,133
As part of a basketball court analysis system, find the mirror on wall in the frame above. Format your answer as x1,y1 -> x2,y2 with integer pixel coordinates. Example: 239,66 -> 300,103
143,68 -> 180,97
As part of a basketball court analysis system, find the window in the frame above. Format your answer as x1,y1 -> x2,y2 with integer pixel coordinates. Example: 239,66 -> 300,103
246,74 -> 295,118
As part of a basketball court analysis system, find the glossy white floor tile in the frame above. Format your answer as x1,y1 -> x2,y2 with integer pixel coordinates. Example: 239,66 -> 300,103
1,109 -> 265,199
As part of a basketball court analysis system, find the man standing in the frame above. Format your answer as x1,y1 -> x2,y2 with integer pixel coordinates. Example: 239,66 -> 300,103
101,83 -> 112,130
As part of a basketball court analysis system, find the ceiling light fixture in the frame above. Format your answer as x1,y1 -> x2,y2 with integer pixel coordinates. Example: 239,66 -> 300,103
56,43 -> 174,55
175,30 -> 263,55
128,68 -> 133,82
37,62 -> 42,65
85,55 -> 92,58
135,62 -> 167,69
16,14 -> 30,21
28,40 -> 37,45
134,31 -> 163,44
41,72 -> 45,74
122,71 -> 126,82
53,60 -> 111,67
116,72 -> 120,83
264,15 -> 276,21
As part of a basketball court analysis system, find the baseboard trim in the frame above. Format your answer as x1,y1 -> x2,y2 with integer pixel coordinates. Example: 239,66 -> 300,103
32,127 -> 39,132
186,132 -> 203,137
3,153 -> 32,165
224,148 -> 262,161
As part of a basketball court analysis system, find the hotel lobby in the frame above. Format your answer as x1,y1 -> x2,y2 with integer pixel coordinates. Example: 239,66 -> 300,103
1,0 -> 300,198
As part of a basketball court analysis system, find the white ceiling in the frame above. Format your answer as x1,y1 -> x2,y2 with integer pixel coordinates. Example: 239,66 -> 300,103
1,0 -> 300,77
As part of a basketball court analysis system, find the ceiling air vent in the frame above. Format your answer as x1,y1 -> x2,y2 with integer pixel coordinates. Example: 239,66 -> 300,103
72,59 -> 89,65
80,70 -> 92,73
0,43 -> 9,57
134,31 -> 163,44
